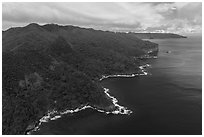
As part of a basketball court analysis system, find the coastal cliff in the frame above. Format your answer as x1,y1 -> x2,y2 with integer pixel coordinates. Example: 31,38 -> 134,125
2,23 -> 159,134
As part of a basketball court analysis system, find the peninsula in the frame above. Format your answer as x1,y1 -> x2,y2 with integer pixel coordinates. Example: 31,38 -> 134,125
2,23 -> 185,134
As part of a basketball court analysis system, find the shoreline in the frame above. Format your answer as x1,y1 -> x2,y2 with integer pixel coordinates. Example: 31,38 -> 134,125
99,64 -> 151,81
26,87 -> 133,135
26,63 -> 152,135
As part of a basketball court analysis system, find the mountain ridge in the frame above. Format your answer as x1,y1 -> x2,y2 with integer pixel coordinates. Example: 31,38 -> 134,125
2,23 -> 161,135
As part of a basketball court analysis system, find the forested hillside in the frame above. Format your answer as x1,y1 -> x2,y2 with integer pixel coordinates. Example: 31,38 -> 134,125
2,23 -> 158,134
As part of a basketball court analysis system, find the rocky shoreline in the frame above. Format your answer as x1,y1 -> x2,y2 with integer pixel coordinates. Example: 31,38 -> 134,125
26,63 -> 152,135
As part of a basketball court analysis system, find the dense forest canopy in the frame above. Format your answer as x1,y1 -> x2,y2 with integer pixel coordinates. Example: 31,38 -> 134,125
2,23 -> 159,134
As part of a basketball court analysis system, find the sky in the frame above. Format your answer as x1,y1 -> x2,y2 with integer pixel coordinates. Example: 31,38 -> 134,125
2,2 -> 202,34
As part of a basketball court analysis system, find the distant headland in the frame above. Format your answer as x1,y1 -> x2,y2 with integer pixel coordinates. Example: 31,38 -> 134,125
128,32 -> 187,39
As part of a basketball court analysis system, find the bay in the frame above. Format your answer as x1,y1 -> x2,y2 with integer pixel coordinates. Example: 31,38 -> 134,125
33,35 -> 202,135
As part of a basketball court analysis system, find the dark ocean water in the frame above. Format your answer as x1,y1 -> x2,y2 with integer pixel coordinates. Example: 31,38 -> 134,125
34,35 -> 202,135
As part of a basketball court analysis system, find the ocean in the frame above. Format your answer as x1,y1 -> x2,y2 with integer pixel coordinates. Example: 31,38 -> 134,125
33,35 -> 202,135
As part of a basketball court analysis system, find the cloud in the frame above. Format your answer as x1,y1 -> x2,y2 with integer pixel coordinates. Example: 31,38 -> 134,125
2,2 -> 202,34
